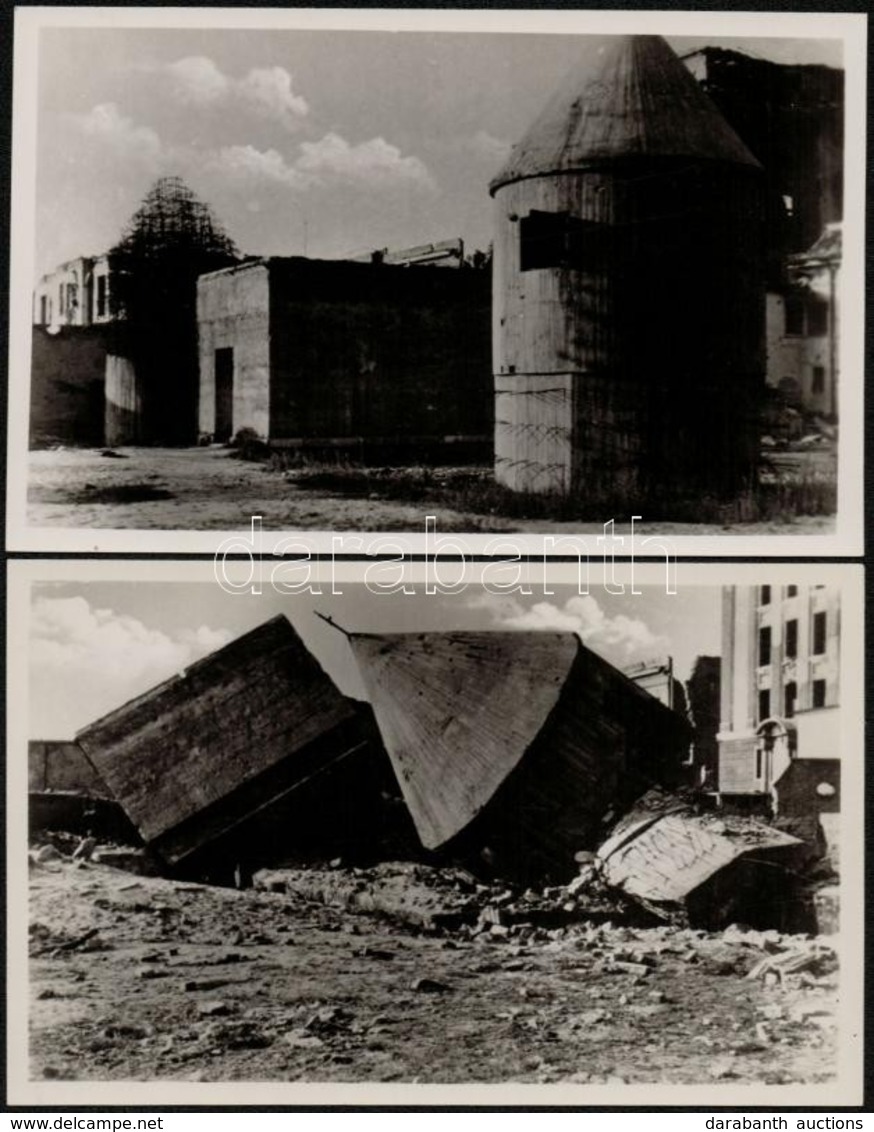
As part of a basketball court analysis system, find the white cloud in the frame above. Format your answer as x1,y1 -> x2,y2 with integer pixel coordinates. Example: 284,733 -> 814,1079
238,66 -> 309,127
296,132 -> 435,190
67,102 -> 164,165
29,596 -> 232,736
209,144 -> 308,189
165,56 -> 229,105
152,56 -> 308,129
206,134 -> 434,196
470,592 -> 665,661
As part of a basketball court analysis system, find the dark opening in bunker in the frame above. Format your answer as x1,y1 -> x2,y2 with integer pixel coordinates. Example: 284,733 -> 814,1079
519,211 -> 611,272
214,346 -> 234,442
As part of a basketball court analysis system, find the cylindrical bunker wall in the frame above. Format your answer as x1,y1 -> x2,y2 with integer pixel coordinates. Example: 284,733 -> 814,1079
491,35 -> 765,503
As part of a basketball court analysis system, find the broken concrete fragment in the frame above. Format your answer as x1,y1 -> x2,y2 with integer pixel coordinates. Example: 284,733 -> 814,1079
410,977 -> 450,994
284,1029 -> 324,1049
197,1001 -> 234,1018
184,978 -> 233,992
72,837 -> 97,862
598,795 -> 804,931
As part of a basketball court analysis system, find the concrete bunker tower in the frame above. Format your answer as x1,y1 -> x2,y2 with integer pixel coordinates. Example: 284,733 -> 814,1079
490,35 -> 765,502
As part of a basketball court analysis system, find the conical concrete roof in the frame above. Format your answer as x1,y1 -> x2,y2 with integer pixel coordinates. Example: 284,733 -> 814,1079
490,35 -> 760,193
349,631 -> 579,849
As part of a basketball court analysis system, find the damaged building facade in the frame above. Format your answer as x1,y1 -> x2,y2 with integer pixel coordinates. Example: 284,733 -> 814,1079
32,255 -> 115,332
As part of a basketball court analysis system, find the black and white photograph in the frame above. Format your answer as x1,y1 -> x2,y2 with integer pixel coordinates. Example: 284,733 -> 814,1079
7,560 -> 864,1105
6,9 -> 866,555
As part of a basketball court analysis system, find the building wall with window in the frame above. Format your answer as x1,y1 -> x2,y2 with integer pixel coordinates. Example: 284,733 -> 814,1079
33,254 -> 115,332
717,584 -> 841,813
765,223 -> 841,419
766,292 -> 833,417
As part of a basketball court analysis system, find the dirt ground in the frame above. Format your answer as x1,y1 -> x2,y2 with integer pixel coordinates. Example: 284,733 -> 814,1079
25,447 -> 836,535
28,855 -> 839,1086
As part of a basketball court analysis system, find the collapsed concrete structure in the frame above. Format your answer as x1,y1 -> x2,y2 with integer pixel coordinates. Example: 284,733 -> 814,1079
26,612 -> 836,932
348,629 -> 690,882
74,616 -> 412,873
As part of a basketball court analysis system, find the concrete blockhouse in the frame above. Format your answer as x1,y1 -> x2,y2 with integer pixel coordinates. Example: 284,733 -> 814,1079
490,35 -> 765,501
197,257 -> 492,460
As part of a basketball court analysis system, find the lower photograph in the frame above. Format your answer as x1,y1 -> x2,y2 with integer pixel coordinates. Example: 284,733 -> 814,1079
6,559 -> 864,1106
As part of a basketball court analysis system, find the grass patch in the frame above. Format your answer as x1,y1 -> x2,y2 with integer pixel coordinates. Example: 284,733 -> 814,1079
268,457 -> 836,525
67,483 -> 176,505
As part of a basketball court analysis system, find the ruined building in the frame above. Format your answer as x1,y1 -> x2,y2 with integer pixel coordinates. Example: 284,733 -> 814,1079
106,176 -> 239,446
30,177 -> 239,449
681,46 -> 843,268
681,48 -> 844,420
716,583 -> 840,860
33,255 -> 115,332
490,35 -> 765,503
766,222 -> 841,420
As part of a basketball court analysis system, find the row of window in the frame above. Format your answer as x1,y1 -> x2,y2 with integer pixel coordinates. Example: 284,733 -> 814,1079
758,611 -> 827,664
758,678 -> 827,722
38,275 -> 108,324
760,584 -> 799,603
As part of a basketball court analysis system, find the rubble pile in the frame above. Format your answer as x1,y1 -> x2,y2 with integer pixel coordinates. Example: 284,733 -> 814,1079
28,851 -> 840,1083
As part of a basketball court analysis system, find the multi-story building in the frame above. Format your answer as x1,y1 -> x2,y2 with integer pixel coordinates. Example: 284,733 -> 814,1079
33,254 -> 115,332
717,584 -> 840,854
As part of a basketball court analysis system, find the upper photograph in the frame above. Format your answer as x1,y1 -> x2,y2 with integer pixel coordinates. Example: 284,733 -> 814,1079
7,9 -> 866,554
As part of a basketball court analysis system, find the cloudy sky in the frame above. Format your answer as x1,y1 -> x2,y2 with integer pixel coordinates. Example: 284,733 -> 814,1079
32,27 -> 842,277
28,579 -> 722,738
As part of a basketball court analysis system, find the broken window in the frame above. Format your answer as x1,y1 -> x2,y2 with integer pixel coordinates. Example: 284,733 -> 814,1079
784,296 -> 805,336
812,679 -> 827,709
785,619 -> 798,659
519,210 -> 610,272
812,366 -> 826,395
807,300 -> 829,337
784,682 -> 797,719
812,611 -> 827,655
758,625 -> 772,666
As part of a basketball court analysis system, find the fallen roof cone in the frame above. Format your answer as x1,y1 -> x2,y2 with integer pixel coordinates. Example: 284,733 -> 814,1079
349,631 -> 691,876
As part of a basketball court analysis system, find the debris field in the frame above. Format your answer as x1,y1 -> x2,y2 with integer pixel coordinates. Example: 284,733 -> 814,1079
29,843 -> 839,1085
